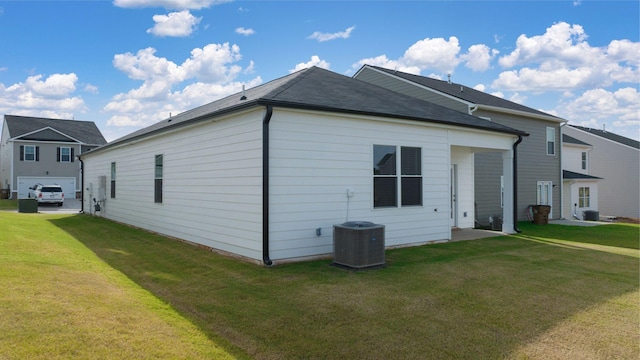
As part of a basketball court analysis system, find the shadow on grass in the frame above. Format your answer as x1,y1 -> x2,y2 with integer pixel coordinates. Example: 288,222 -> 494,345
49,215 -> 640,359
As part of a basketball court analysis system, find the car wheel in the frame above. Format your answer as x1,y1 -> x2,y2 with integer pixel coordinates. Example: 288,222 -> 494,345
58,202 -> 63,207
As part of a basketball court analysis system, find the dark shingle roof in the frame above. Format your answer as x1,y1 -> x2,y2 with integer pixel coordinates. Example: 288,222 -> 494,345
569,125 -> 640,149
364,65 -> 563,120
92,67 -> 527,153
563,134 -> 591,146
563,170 -> 602,180
4,115 -> 107,145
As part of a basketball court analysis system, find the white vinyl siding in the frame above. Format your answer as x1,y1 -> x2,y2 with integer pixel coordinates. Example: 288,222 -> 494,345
82,109 -> 265,261
269,109 -> 451,259
564,126 -> 639,218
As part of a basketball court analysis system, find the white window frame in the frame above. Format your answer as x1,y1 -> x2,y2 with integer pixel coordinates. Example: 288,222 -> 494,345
546,127 -> 556,156
581,152 -> 587,171
578,186 -> 590,208
24,145 -> 36,162
59,147 -> 72,162
373,145 -> 422,209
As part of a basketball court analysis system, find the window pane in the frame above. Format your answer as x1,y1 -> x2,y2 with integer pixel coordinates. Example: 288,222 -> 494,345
25,146 -> 35,161
401,147 -> 421,175
155,155 -> 163,178
154,179 -> 163,203
61,147 -> 70,162
374,145 -> 396,175
111,162 -> 116,180
401,177 -> 422,206
546,128 -> 555,155
374,177 -> 396,207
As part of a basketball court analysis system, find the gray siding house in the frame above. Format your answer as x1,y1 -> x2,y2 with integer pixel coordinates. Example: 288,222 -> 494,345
0,115 -> 107,199
563,125 -> 639,219
354,65 -> 566,224
80,67 -> 527,265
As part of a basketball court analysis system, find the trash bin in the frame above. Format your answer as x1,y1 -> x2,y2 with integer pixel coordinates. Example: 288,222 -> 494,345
18,199 -> 38,213
0,189 -> 8,199
333,221 -> 385,269
531,205 -> 551,225
583,210 -> 599,221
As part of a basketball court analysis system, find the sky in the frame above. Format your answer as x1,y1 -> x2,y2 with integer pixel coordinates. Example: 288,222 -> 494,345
0,0 -> 638,142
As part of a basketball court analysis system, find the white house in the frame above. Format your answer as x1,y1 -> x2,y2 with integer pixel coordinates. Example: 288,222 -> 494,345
563,125 -> 639,220
80,67 -> 527,265
561,134 -> 601,219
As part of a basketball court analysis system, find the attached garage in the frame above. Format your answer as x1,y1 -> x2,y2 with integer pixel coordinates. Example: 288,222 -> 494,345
17,177 -> 76,199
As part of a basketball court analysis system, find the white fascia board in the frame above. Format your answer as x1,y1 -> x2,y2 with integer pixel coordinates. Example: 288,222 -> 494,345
11,126 -> 83,143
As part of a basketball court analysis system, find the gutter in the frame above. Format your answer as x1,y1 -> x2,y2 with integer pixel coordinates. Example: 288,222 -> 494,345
262,105 -> 274,266
513,135 -> 524,233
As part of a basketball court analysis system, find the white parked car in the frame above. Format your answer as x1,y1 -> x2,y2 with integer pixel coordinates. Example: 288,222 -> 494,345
29,184 -> 64,206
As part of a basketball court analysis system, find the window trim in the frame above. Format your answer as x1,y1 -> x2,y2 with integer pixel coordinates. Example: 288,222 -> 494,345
578,186 -> 590,208
154,154 -> 163,204
581,152 -> 587,171
110,162 -> 116,199
546,127 -> 556,156
373,144 -> 422,209
23,145 -> 37,162
58,146 -> 73,163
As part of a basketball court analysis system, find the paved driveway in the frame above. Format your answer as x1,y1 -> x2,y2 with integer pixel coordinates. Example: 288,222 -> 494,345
36,198 -> 82,214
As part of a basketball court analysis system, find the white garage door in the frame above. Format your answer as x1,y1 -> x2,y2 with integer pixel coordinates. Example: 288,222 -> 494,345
17,177 -> 76,199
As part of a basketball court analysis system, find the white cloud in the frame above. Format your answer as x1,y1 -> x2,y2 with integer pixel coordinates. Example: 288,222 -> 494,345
147,10 -> 201,37
290,55 -> 330,73
308,26 -> 355,42
402,36 -> 461,74
84,84 -> 99,94
105,43 -> 260,129
235,27 -> 255,36
0,73 -> 86,118
26,73 -> 78,97
352,36 -> 466,76
113,0 -> 230,10
461,44 -> 499,72
494,22 -> 640,91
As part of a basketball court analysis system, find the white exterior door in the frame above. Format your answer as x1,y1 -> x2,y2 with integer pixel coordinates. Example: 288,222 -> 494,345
537,181 -> 553,218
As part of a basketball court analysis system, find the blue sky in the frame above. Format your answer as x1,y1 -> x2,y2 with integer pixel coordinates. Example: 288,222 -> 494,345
1,0 -> 638,141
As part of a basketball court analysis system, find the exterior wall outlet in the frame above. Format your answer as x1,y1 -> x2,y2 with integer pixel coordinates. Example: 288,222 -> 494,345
347,188 -> 354,198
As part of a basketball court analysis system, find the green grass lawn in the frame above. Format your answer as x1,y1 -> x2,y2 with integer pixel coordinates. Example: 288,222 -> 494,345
0,199 -> 17,211
1,212 -> 638,359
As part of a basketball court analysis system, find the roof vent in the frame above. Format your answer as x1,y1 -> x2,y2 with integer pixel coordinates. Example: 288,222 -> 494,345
447,74 -> 451,84
240,85 -> 247,101
460,86 -> 464,92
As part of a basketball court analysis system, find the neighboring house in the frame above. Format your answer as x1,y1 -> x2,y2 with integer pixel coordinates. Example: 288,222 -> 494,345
80,67 -> 526,265
563,125 -> 640,219
561,134 -> 602,220
0,115 -> 107,199
354,65 -> 566,224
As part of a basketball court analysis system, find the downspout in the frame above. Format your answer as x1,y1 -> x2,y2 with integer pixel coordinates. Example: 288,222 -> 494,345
559,122 -> 568,219
78,157 -> 84,214
262,106 -> 274,266
513,135 -> 523,233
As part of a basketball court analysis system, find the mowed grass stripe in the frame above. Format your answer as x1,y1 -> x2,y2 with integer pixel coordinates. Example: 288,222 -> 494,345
0,213 -> 245,360
1,210 -> 638,359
